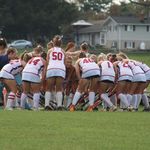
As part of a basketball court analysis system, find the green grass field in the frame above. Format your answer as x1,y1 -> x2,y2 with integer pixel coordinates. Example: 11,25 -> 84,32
0,110 -> 150,150
0,50 -> 149,150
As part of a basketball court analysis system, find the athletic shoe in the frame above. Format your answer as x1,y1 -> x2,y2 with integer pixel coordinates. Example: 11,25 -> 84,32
69,105 -> 75,112
127,106 -> 133,111
57,106 -> 66,111
143,107 -> 150,112
100,108 -> 107,112
5,107 -> 13,111
132,108 -> 138,112
86,105 -> 93,112
44,106 -> 53,111
109,106 -> 117,112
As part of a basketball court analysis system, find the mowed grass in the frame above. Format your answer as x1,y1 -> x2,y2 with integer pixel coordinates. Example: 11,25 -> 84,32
0,110 -> 150,150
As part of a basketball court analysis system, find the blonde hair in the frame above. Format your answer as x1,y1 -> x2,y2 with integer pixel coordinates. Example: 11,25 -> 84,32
117,52 -> 128,59
97,53 -> 107,62
90,54 -> 97,62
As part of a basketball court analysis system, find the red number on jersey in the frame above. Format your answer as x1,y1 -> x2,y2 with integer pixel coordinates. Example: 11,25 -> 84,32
29,59 -> 40,65
52,52 -> 63,60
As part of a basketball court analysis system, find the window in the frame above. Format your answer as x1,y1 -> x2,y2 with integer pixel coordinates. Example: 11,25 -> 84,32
100,33 -> 106,45
124,41 -> 135,49
147,26 -> 149,32
125,25 -> 136,31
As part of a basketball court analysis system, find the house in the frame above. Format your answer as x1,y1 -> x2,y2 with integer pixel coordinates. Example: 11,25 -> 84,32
77,16 -> 150,50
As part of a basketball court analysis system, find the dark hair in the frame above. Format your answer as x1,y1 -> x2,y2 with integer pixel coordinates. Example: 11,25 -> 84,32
0,38 -> 7,48
20,51 -> 32,63
53,35 -> 62,47
79,52 -> 86,58
41,51 -> 47,60
80,42 -> 88,51
6,47 -> 17,55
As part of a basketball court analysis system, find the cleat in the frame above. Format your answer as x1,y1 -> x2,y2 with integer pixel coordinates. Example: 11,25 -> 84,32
86,105 -> 93,112
69,105 -> 75,112
127,106 -> 133,111
143,107 -> 150,112
57,106 -> 65,111
132,108 -> 138,112
44,106 -> 53,111
5,107 -> 13,111
100,108 -> 107,112
109,106 -> 117,112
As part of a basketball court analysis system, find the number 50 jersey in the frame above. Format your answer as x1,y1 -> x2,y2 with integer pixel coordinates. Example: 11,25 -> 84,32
47,47 -> 66,79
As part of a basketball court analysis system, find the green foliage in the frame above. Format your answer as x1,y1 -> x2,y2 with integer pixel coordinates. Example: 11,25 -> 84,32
0,0 -> 79,39
0,111 -> 150,150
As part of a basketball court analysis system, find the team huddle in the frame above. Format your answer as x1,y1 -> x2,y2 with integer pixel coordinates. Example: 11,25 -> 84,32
0,35 -> 150,112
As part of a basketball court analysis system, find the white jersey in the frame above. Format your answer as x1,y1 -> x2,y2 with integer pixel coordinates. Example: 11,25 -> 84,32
47,47 -> 65,72
134,61 -> 150,73
23,57 -> 44,76
128,61 -> 144,75
100,61 -> 115,78
117,61 -> 133,78
1,59 -> 23,76
79,58 -> 100,78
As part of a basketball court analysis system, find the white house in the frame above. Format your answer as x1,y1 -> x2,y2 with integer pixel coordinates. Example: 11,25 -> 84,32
77,16 -> 150,51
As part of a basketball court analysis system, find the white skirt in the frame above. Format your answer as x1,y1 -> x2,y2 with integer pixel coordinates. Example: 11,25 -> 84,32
46,68 -> 66,79
22,72 -> 41,83
0,70 -> 14,80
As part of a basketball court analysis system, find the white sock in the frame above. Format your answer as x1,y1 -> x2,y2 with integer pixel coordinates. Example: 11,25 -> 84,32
72,91 -> 81,105
103,101 -> 108,109
118,93 -> 129,108
110,94 -> 117,106
33,93 -> 40,109
142,94 -> 150,109
21,93 -> 28,109
6,92 -> 16,108
66,93 -> 73,108
88,92 -> 95,106
132,94 -> 137,108
45,91 -> 51,107
136,94 -> 142,109
101,93 -> 113,108
56,92 -> 63,107
126,94 -> 132,106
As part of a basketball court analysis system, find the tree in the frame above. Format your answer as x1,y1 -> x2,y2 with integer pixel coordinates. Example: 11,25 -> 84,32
0,0 -> 79,41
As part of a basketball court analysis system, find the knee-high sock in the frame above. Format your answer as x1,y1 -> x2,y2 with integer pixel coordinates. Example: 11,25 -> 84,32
142,93 -> 150,109
118,93 -> 129,108
33,93 -> 40,109
21,93 -> 28,109
101,93 -> 113,108
66,93 -> 73,108
72,91 -> 81,105
45,91 -> 51,107
6,92 -> 16,108
110,94 -> 117,106
56,92 -> 63,107
89,92 -> 95,106
126,94 -> 132,106
135,94 -> 142,109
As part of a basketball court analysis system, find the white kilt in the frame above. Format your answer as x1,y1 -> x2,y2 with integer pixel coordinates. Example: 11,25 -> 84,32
0,70 -> 14,80
133,73 -> 146,82
118,75 -> 133,82
22,72 -> 41,83
82,69 -> 100,79
100,75 -> 115,82
46,68 -> 66,79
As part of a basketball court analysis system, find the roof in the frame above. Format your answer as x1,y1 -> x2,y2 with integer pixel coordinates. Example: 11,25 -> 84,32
78,20 -> 105,33
72,20 -> 93,26
111,16 -> 150,24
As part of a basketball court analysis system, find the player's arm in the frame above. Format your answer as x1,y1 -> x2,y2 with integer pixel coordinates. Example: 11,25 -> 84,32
75,59 -> 81,80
